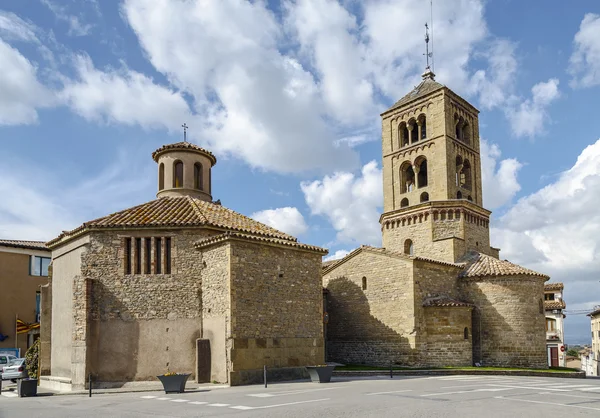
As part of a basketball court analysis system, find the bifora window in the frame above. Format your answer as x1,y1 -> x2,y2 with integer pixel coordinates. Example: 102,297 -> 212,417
30,256 -> 51,276
124,237 -> 172,275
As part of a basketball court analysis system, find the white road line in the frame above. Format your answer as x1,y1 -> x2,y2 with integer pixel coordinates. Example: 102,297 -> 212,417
207,403 -> 230,407
440,382 -> 526,389
250,398 -> 330,410
494,396 -> 600,411
170,399 -> 189,403
421,388 -> 512,397
230,406 -> 255,410
140,395 -> 157,399
366,390 -> 412,396
538,392 -> 600,399
155,397 -> 170,400
247,387 -> 342,398
189,401 -> 208,405
543,385 -> 596,389
578,386 -> 600,392
490,384 -> 570,392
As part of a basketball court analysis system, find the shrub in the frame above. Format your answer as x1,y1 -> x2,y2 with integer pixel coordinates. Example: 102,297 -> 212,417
25,338 -> 40,379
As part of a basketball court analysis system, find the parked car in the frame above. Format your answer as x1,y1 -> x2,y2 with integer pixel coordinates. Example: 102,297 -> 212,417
1,358 -> 28,383
0,354 -> 17,380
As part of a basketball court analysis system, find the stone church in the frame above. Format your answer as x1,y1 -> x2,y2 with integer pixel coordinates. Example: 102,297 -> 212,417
41,142 -> 327,390
323,68 -> 550,369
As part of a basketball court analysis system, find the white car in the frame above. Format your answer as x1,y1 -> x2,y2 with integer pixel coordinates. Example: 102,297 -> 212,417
1,358 -> 28,382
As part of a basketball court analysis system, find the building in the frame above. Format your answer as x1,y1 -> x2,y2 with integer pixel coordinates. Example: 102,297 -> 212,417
323,67 -> 549,368
583,307 -> 600,376
544,282 -> 566,367
41,142 -> 327,390
0,239 -> 50,356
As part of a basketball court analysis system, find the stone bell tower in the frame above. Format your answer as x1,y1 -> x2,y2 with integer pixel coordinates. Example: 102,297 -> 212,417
152,141 -> 217,202
379,68 -> 498,263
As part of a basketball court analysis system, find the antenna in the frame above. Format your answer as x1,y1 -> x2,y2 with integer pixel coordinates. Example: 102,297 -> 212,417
430,0 -> 434,72
424,23 -> 432,70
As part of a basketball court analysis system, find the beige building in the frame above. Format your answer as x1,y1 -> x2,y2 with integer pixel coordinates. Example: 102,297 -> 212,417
544,282 -> 566,367
41,142 -> 327,390
584,307 -> 600,376
0,239 -> 50,356
323,68 -> 549,368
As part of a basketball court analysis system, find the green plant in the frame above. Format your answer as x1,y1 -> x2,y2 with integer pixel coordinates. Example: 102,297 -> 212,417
567,348 -> 579,357
24,338 -> 40,379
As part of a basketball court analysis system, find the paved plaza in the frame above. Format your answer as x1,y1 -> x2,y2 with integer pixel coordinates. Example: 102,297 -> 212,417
2,375 -> 600,417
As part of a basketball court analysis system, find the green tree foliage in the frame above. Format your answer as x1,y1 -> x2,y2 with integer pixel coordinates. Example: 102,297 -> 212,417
24,338 -> 40,379
567,348 -> 579,357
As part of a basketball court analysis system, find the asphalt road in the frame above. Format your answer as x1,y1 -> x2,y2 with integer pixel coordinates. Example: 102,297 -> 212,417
2,374 -> 600,417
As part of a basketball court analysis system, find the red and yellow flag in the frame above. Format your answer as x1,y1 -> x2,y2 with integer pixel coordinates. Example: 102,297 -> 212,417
16,318 -> 39,334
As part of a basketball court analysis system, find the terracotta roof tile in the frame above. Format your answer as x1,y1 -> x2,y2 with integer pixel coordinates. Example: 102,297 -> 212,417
544,282 -> 564,291
423,298 -> 474,308
152,142 -> 217,165
459,251 -> 549,279
48,196 -> 296,247
0,239 -> 49,251
194,231 -> 327,254
544,300 -> 566,310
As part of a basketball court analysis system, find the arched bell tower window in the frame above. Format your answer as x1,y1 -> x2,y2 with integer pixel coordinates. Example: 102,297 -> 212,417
463,123 -> 471,145
399,122 -> 409,147
467,195 -> 473,202
420,192 -> 429,202
173,161 -> 184,188
418,114 -> 427,139
409,119 -> 418,143
401,198 -> 409,207
464,327 -> 469,339
461,160 -> 472,190
159,163 -> 164,191
400,162 -> 415,193
194,162 -> 203,190
416,158 -> 428,188
404,239 -> 414,256
457,191 -> 462,199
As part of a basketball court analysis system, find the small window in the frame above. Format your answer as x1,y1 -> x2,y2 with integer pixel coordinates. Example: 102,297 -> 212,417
135,238 -> 141,274
145,238 -> 151,274
401,198 -> 409,207
404,239 -> 414,256
30,256 -> 51,277
457,191 -> 462,199
165,237 -> 172,274
420,192 -> 429,202
194,163 -> 203,190
362,277 -> 367,290
155,238 -> 162,274
159,163 -> 164,190
464,327 -> 469,340
125,238 -> 132,275
173,161 -> 183,188
467,195 -> 473,202
545,293 -> 555,301
546,318 -> 556,332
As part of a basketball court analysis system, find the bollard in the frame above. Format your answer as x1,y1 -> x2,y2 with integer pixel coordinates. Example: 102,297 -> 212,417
88,373 -> 92,397
390,361 -> 393,379
264,365 -> 267,388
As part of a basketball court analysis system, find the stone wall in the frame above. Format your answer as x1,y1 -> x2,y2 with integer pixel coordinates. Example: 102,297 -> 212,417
228,240 -> 324,384
323,250 -> 418,366
459,275 -> 548,368
424,307 -> 472,366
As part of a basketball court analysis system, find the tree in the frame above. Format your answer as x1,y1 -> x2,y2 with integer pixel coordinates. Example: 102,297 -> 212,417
566,348 -> 579,357
24,338 -> 40,379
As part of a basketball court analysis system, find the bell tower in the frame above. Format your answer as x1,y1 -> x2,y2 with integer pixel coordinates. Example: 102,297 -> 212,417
379,67 -> 498,263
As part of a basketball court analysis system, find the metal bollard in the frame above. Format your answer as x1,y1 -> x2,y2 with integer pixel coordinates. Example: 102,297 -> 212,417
88,373 -> 92,397
264,365 -> 267,388
390,361 -> 393,379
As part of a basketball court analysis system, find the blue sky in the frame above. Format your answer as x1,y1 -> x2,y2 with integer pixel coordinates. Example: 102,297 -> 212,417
1,0 -> 600,344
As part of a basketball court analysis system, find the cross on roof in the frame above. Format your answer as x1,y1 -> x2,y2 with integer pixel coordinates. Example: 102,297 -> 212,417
182,123 -> 189,142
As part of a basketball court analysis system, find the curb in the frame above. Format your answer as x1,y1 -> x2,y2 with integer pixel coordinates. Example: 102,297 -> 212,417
333,370 -> 586,379
32,384 -> 230,397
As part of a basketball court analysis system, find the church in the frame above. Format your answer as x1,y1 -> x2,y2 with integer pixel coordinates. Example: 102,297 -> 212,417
323,67 -> 549,368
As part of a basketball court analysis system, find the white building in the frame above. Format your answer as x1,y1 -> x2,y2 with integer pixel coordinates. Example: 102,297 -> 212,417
544,283 -> 566,367
583,307 -> 600,376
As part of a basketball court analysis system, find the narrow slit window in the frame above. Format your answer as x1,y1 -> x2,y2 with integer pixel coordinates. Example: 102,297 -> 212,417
362,277 -> 367,290
145,238 -> 151,274
125,238 -> 132,274
165,237 -> 172,274
135,238 -> 141,274
155,238 -> 162,274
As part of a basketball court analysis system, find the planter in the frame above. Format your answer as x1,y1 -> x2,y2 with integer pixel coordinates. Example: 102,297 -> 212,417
157,374 -> 190,394
17,378 -> 38,397
305,365 -> 335,383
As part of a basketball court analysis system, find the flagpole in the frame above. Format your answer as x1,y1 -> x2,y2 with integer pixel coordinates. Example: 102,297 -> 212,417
15,313 -> 18,355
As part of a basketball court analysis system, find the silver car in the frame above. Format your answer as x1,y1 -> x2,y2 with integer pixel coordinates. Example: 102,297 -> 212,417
1,358 -> 28,382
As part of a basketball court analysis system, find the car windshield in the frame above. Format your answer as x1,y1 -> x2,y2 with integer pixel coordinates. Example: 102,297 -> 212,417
11,359 -> 24,366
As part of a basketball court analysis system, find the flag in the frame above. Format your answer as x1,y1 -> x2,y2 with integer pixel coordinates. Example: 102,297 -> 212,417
16,318 -> 38,334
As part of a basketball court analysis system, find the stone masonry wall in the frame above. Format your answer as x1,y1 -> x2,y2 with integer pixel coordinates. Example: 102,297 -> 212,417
323,250 -> 419,366
424,307 -> 472,367
228,241 -> 324,385
459,275 -> 548,368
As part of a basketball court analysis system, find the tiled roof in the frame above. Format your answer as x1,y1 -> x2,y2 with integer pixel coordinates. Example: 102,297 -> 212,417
544,282 -> 564,291
194,231 -> 327,254
0,239 -> 49,251
322,260 -> 338,269
588,308 -> 600,318
544,300 -> 566,310
48,196 -> 296,247
459,252 -> 549,279
383,74 -> 444,114
152,142 -> 217,165
423,298 -> 474,308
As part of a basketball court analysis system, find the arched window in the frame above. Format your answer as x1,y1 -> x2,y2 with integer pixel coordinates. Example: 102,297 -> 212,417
404,239 -> 414,256
409,119 -> 418,143
194,162 -> 203,190
467,195 -> 473,202
401,198 -> 409,207
464,327 -> 469,340
463,123 -> 471,145
455,116 -> 464,140
455,156 -> 463,186
420,192 -> 429,202
362,277 -> 367,290
457,191 -> 462,199
400,162 -> 415,193
399,122 -> 409,147
419,115 -> 427,139
173,161 -> 183,188
159,163 -> 164,190
461,160 -> 472,190
417,158 -> 428,188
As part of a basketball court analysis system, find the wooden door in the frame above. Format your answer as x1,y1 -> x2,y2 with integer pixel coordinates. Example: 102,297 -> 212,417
550,347 -> 559,367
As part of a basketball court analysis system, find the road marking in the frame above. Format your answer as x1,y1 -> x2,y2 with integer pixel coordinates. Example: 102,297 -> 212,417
1,393 -> 18,398
494,396 -> 600,411
421,388 -> 512,397
140,395 -> 157,399
366,390 -> 412,396
207,403 -> 230,407
543,385 -> 596,389
578,387 -> 600,392
170,399 -> 189,403
250,398 -> 330,410
155,397 -> 170,400
538,392 -> 600,400
189,401 -> 208,405
490,384 -> 570,392
230,406 -> 255,410
248,387 -> 342,398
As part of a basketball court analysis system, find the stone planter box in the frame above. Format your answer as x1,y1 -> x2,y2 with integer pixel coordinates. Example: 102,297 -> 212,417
306,366 -> 335,383
157,374 -> 190,394
17,378 -> 38,397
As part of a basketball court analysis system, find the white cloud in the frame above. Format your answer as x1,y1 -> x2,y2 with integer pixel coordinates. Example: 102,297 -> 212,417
0,11 -> 38,42
301,161 -> 382,246
324,249 -> 350,262
480,139 -> 522,209
60,55 -> 190,130
0,39 -> 53,125
251,207 -> 308,237
41,0 -> 94,37
505,78 -> 560,138
569,13 -> 600,88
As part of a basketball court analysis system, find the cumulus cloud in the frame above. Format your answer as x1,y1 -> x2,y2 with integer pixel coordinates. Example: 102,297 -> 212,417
505,78 -> 560,138
569,13 -> 600,88
301,161 -> 382,246
480,139 -> 522,209
0,11 -> 38,42
324,249 -> 351,262
251,207 -> 308,237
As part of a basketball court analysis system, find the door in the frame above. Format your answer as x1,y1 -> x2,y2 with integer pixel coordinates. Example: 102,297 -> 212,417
550,347 -> 559,367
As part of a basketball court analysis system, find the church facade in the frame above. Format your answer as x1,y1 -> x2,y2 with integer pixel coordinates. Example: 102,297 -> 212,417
41,142 -> 327,390
323,69 -> 549,368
